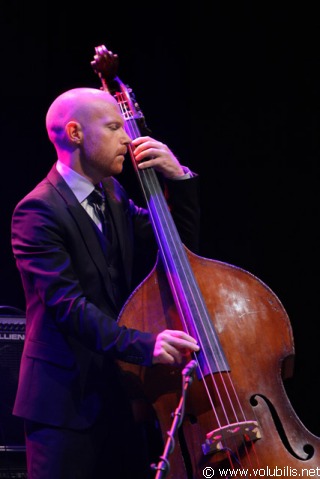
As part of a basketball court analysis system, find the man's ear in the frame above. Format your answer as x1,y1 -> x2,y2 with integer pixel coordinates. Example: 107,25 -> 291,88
66,121 -> 82,144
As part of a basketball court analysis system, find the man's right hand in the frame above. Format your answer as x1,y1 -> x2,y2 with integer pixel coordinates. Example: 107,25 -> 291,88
152,329 -> 200,365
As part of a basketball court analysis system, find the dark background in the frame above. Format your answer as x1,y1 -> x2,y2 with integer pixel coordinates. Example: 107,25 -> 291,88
1,0 -> 319,441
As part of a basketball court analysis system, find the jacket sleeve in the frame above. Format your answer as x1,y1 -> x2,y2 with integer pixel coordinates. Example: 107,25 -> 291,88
11,191 -> 157,367
164,173 -> 201,254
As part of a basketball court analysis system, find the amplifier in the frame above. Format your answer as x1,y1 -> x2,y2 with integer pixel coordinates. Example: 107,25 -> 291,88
0,446 -> 27,478
0,316 -> 26,448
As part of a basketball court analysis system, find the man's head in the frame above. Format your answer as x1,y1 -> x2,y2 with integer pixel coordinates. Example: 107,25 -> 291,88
46,88 -> 131,183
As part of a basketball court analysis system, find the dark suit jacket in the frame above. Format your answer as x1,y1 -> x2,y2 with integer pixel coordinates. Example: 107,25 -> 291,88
11,163 -> 200,429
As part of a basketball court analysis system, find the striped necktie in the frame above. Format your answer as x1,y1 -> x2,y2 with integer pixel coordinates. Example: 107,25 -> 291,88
87,186 -> 107,235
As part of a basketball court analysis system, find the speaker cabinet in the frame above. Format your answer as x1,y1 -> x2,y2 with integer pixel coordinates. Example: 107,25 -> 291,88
0,315 -> 27,477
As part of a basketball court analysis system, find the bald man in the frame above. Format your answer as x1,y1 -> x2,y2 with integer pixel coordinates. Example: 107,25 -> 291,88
11,87 -> 200,479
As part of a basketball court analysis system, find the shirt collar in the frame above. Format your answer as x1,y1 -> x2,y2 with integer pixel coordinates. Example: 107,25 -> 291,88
56,160 -> 94,203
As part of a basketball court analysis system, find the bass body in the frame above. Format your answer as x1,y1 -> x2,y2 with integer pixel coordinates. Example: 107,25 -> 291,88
91,45 -> 320,478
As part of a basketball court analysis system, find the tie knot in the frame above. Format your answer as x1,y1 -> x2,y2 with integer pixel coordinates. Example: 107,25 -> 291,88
87,187 -> 104,206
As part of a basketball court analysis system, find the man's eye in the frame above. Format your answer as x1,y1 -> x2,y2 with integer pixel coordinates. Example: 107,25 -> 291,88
108,124 -> 120,130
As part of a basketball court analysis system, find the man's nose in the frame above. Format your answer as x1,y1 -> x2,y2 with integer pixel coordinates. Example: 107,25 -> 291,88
122,129 -> 132,144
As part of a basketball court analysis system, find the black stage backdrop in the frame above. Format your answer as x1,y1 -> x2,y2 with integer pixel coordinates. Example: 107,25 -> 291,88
1,1 -> 319,438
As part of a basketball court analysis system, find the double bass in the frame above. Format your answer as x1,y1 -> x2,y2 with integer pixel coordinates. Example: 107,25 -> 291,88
91,45 -> 320,478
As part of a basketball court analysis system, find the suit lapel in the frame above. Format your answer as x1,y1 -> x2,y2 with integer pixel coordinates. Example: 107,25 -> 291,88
102,178 -> 133,291
47,165 -> 119,311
